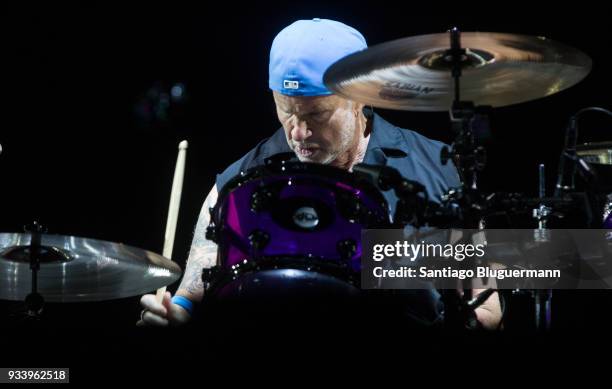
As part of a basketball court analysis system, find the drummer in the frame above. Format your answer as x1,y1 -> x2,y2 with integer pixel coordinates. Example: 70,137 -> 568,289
139,18 -> 502,329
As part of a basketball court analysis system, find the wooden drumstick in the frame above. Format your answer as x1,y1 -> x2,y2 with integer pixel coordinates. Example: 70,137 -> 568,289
156,140 -> 188,303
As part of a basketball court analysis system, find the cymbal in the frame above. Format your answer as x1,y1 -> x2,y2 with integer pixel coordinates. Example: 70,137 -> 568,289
0,233 -> 182,302
324,32 -> 592,111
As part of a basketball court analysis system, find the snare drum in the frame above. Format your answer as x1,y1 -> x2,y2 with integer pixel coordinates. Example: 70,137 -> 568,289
206,161 -> 390,297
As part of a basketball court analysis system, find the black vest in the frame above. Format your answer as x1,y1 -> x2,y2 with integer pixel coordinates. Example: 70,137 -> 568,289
216,112 -> 461,216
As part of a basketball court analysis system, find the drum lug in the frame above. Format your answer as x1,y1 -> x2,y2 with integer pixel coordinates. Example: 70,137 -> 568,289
205,224 -> 218,243
201,266 -> 221,289
251,187 -> 276,213
337,239 -> 357,261
337,193 -> 362,222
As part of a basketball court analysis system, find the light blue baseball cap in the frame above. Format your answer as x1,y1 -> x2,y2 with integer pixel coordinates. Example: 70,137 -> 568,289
269,18 -> 367,96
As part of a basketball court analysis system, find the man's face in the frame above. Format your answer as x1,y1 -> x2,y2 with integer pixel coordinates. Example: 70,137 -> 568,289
274,91 -> 363,165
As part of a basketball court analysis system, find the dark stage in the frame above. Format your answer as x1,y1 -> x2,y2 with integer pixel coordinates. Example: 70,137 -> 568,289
1,2 -> 612,379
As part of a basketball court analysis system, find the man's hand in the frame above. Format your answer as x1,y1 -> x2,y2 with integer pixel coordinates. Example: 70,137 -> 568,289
471,288 -> 502,330
137,291 -> 192,327
136,184 -> 219,327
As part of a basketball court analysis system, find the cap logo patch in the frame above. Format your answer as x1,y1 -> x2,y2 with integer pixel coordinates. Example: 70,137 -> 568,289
283,80 -> 299,89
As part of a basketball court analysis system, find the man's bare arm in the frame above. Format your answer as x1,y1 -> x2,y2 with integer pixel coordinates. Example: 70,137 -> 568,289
176,184 -> 219,302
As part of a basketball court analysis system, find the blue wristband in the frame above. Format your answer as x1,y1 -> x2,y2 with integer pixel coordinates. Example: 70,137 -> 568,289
171,295 -> 194,315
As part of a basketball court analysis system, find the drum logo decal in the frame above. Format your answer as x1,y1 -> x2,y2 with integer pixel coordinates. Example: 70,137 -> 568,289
293,207 -> 319,229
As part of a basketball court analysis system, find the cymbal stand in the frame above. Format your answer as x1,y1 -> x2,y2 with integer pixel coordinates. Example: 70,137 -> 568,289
24,221 -> 46,319
439,27 -> 493,329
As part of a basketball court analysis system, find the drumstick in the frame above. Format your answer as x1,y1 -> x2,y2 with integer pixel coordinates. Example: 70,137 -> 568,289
156,140 -> 188,303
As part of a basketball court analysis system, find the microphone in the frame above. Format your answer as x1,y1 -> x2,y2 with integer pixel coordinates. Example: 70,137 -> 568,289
555,107 -> 612,196
563,151 -> 600,187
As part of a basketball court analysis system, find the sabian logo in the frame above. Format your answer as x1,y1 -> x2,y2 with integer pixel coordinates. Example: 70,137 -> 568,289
379,81 -> 434,100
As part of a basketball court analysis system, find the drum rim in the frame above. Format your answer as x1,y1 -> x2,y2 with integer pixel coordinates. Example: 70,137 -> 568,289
215,161 -> 390,215
204,255 -> 361,296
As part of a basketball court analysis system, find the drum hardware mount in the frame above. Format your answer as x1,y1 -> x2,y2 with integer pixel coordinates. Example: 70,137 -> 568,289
438,28 -> 492,230
437,28 -> 499,328
2,221 -> 50,319
353,163 -> 428,226
25,222 -> 46,318
205,222 -> 218,243
533,163 -> 553,330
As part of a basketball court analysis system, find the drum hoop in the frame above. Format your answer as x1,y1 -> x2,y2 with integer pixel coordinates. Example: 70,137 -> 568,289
204,256 -> 360,295
215,161 -> 389,212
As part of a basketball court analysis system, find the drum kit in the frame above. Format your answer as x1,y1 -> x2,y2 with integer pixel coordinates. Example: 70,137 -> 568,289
2,28 -> 611,330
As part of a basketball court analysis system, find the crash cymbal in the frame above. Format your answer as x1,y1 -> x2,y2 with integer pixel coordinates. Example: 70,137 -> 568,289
0,233 -> 182,302
324,32 -> 592,111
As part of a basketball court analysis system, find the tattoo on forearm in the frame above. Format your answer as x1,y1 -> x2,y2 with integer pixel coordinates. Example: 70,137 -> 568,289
178,185 -> 218,299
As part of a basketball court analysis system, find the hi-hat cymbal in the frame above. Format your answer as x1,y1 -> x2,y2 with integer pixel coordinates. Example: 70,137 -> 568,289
0,233 -> 182,302
324,32 -> 592,111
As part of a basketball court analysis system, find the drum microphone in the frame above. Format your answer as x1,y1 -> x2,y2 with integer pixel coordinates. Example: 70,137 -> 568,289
554,115 -> 578,196
555,107 -> 612,196
566,151 -> 599,185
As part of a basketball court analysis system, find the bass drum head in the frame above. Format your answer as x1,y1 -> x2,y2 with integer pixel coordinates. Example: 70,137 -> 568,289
214,269 -> 361,299
203,269 -> 364,326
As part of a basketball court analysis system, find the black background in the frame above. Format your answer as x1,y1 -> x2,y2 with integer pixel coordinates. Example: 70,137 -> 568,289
1,1 -> 611,376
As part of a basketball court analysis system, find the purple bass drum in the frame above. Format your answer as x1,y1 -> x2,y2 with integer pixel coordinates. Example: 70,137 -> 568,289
205,161 -> 391,298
